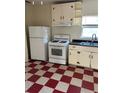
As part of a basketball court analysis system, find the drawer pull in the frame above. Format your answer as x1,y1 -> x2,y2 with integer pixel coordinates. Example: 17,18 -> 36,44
77,51 -> 80,54
77,62 -> 80,64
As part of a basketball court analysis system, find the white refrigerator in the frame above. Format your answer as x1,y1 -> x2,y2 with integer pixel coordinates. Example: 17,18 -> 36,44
29,26 -> 50,61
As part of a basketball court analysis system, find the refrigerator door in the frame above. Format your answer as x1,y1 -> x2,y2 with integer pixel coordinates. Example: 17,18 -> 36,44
30,38 -> 48,60
29,26 -> 49,38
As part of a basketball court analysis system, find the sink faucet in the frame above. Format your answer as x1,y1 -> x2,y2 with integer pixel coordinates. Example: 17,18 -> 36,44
92,34 -> 97,42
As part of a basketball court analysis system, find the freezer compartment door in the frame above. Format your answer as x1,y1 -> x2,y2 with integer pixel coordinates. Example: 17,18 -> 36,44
30,38 -> 48,60
29,26 -> 49,38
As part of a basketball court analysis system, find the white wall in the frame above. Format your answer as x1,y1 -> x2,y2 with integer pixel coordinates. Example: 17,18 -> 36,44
52,26 -> 82,41
31,4 -> 52,26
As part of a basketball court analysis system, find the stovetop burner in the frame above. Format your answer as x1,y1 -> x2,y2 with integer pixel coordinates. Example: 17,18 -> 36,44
52,40 -> 59,43
59,41 -> 67,43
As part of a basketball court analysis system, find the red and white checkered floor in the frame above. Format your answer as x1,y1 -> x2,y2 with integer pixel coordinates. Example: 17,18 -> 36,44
25,60 -> 98,93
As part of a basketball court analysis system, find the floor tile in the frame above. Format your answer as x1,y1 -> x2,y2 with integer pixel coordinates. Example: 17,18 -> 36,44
41,66 -> 50,71
45,63 -> 54,67
28,75 -> 40,82
67,85 -> 81,93
82,80 -> 94,90
64,70 -> 74,77
39,86 -> 54,93
52,64 -> 61,68
25,62 -> 31,67
48,67 -> 57,73
60,75 -> 72,83
25,73 -> 33,80
67,67 -> 75,71
25,81 -> 34,91
56,69 -> 65,74
40,62 -> 47,65
59,65 -> 68,70
28,63 -> 37,68
34,64 -> 43,69
45,79 -> 58,88
83,75 -> 94,82
43,72 -> 54,78
27,83 -> 43,93
36,76 -> 49,85
93,72 -> 98,77
53,89 -> 65,93
94,77 -> 98,84
81,88 -> 94,93
70,78 -> 82,87
25,67 -> 32,72
34,61 -> 41,64
55,81 -> 69,92
84,70 -> 93,76
35,70 -> 46,76
75,68 -> 84,74
51,73 -> 62,81
28,68 -> 39,74
94,84 -> 98,92
73,72 -> 83,79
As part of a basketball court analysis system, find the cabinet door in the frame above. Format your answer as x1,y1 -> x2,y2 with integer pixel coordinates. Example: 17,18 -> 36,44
52,5 -> 62,25
78,51 -> 91,68
62,3 -> 75,23
91,53 -> 98,69
69,49 -> 78,60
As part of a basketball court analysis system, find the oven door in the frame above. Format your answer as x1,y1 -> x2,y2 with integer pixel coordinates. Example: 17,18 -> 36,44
49,45 -> 66,59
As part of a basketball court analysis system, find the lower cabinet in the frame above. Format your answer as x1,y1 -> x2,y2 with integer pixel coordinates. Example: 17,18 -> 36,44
78,51 -> 91,68
68,45 -> 98,69
90,52 -> 98,69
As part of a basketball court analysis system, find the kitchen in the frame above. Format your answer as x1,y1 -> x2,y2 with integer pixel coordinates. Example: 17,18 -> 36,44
25,0 -> 98,93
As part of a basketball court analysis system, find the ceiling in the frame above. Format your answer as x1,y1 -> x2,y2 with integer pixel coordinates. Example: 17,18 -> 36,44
26,0 -> 81,5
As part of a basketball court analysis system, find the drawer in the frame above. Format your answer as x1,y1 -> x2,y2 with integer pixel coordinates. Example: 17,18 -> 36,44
69,45 -> 82,50
69,59 -> 82,66
81,46 -> 98,53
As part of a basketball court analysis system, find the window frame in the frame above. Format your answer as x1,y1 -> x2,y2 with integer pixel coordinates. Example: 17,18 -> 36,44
81,16 -> 98,40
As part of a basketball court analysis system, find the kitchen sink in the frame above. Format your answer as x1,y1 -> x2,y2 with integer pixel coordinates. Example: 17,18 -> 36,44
80,41 -> 98,47
70,39 -> 98,47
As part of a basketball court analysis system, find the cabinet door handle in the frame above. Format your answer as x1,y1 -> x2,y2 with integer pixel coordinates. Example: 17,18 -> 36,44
70,18 -> 73,21
69,52 -> 71,55
89,55 -> 91,58
77,62 -> 80,64
70,5 -> 73,8
92,55 -> 93,59
60,16 -> 62,20
77,51 -> 80,54
63,16 -> 64,19
53,19 -> 55,21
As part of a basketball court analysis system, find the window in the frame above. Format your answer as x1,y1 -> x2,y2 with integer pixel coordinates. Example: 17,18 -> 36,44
81,16 -> 98,40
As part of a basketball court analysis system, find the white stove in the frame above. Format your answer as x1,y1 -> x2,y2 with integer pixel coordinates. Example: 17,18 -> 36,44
48,35 -> 69,65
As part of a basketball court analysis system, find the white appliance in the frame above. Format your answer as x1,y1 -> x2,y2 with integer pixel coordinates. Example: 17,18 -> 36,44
49,35 -> 69,65
29,26 -> 50,61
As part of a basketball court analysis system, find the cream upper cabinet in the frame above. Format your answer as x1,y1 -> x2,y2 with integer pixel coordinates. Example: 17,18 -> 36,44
62,3 -> 75,24
52,4 -> 62,26
52,2 -> 82,26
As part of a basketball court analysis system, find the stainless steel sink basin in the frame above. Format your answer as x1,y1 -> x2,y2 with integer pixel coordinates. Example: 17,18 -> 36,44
80,41 -> 98,47
70,39 -> 98,47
